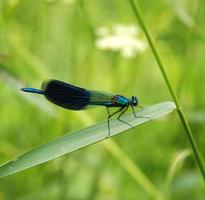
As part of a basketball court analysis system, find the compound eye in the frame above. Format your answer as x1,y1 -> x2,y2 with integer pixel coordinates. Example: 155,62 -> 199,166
132,96 -> 138,106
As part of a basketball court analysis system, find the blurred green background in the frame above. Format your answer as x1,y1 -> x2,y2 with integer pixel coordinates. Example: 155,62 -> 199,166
0,0 -> 205,199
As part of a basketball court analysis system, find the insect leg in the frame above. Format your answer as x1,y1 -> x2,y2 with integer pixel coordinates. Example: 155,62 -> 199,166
117,105 -> 134,128
131,105 -> 137,118
106,107 -> 110,116
106,107 -> 111,137
106,107 -> 124,137
131,105 -> 151,120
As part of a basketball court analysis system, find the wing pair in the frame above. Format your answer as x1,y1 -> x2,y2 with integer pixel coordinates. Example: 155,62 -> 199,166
41,80 -> 113,110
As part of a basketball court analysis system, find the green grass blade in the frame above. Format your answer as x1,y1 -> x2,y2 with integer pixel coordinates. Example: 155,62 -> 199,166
0,101 -> 175,178
129,0 -> 205,182
103,140 -> 164,200
165,149 -> 192,198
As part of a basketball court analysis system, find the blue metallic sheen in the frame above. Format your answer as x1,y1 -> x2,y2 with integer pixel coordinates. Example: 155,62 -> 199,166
115,95 -> 129,106
21,79 -> 140,137
21,88 -> 44,94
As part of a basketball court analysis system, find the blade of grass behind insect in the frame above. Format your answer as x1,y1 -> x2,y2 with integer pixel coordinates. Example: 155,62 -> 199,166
129,0 -> 205,182
102,139 -> 164,200
7,32 -> 52,79
165,149 -> 192,198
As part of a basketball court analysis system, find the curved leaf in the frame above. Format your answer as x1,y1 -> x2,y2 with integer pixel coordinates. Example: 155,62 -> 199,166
0,101 -> 175,178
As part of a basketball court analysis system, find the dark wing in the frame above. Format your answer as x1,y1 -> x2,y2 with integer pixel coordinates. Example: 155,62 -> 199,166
41,79 -> 91,110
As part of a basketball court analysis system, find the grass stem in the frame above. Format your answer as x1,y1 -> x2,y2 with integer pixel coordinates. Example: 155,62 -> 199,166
129,0 -> 205,181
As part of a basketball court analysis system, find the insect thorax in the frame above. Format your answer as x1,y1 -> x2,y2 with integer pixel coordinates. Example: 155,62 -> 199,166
112,95 -> 129,107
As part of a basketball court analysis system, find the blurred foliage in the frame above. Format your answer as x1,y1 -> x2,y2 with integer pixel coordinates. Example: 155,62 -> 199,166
0,0 -> 204,199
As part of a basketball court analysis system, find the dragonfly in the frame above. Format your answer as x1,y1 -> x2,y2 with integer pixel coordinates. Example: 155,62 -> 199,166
21,79 -> 141,137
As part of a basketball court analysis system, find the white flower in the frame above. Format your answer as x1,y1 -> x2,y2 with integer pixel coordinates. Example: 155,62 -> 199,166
95,24 -> 147,58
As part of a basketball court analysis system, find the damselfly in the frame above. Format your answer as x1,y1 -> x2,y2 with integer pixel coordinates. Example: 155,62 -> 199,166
21,79 -> 141,136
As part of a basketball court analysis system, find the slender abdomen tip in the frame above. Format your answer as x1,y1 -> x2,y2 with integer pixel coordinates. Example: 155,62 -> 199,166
21,88 -> 27,92
21,88 -> 44,94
